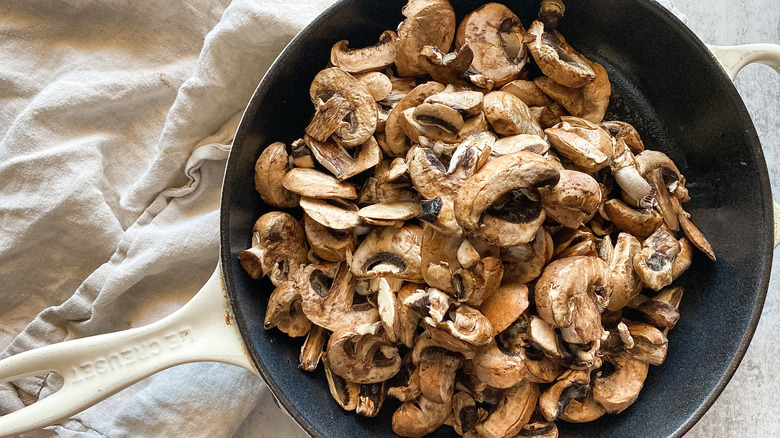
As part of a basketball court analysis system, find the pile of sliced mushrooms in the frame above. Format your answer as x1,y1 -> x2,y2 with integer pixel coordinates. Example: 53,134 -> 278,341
240,0 -> 716,436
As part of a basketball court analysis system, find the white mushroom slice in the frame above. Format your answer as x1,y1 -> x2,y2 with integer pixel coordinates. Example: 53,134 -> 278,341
350,225 -> 423,281
534,256 -> 609,344
291,138 -> 316,168
330,30 -> 397,74
449,131 -> 495,174
592,351 -> 649,413
501,226 -> 554,284
611,138 -> 655,210
306,135 -> 382,182
454,151 -> 560,247
455,3 -> 529,87
539,169 -> 601,228
603,198 -> 663,240
452,256 -> 503,306
606,233 -> 643,311
299,324 -> 328,371
538,370 -> 591,421
385,81 -> 447,156
418,44 -> 475,88
420,224 -> 462,293
528,315 -> 565,359
630,286 -> 683,331
359,202 -> 422,226
500,79 -> 554,107
424,89 -> 484,117
395,0 -> 456,77
323,355 -> 360,411
476,380 -> 539,438
524,20 -> 595,89
414,339 -> 463,404
545,116 -> 614,172
303,214 -> 356,263
354,71 -> 394,101
264,280 -> 311,338
435,304 -> 494,346
377,277 -> 399,342
300,197 -> 361,230
254,141 -> 299,208
601,120 -> 645,153
419,197 -> 464,237
305,94 -> 354,142
491,134 -> 549,157
309,67 -> 377,147
533,56 -> 611,124
327,323 -> 401,384
391,395 -> 451,438
282,168 -> 357,200
472,341 -> 527,389
483,91 -> 544,137
239,212 -> 308,284
633,227 -> 682,291
400,107 -> 460,143
456,239 -> 481,270
671,237 -> 694,279
459,112 -> 490,139
413,102 -> 464,134
298,263 -> 379,332
451,391 -> 482,438
396,283 -> 422,348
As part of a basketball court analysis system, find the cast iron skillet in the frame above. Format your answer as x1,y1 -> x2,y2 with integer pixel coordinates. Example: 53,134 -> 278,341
0,0 -> 775,437
222,1 -> 773,437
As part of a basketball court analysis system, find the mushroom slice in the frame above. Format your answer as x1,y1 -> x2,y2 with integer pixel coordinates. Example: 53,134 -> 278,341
501,226 -> 554,284
525,20 -> 595,88
606,233 -> 643,311
391,395 -> 451,438
533,57 -> 611,124
309,67 -> 377,147
303,214 -> 356,263
359,201 -> 422,226
603,198 -> 663,240
517,420 -> 559,438
265,280 -> 311,338
491,134 -> 550,157
300,197 -> 361,230
457,239 -> 481,270
671,237 -> 694,279
298,263 -> 379,332
376,277 -> 400,342
483,91 -> 545,137
538,369 -> 591,421
539,0 -> 565,28
300,324 -> 328,371
624,320 -> 669,365
356,381 -> 387,417
424,89 -> 484,117
330,30 -> 397,74
634,150 -> 683,185
291,138 -> 316,168
633,227 -> 682,291
545,117 -> 614,172
452,391 -> 482,438
455,3 -> 528,87
435,304 -> 494,347
679,212 -> 716,261
395,0 -> 456,76
452,256 -> 503,306
239,212 -> 308,284
304,135 -> 382,181
413,102 -> 464,134
500,80 -> 554,107
540,169 -> 601,228
323,355 -> 359,411
414,341 -> 463,404
419,224 -> 461,293
400,107 -> 460,144
471,341 -> 527,389
610,139 -> 655,209
600,120 -> 645,153
385,81 -> 447,156
454,151 -> 560,247
305,94 -> 354,142
282,168 -> 357,200
528,315 -> 566,359
254,141 -> 299,208
326,322 -> 401,384
630,286 -> 683,331
355,72 -> 393,101
396,283 -> 422,348
592,351 -> 649,413
418,44 -> 475,87
476,380 -> 539,438
418,197 -> 464,237
350,225 -> 423,281
388,359 -> 422,402
557,394 -> 606,423
534,256 -> 609,344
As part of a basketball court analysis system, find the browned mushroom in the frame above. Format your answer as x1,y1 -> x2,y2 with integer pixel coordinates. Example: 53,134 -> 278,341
326,322 -> 401,384
525,20 -> 594,88
483,91 -> 545,137
309,67 -> 378,147
395,0 -> 456,77
330,30 -> 398,73
633,227 -> 682,291
254,142 -> 299,208
350,225 -> 423,281
239,212 -> 308,284
476,380 -> 539,438
540,169 -> 601,228
545,117 -> 614,172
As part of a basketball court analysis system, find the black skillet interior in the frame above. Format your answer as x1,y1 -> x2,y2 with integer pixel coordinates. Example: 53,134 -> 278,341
221,0 -> 773,437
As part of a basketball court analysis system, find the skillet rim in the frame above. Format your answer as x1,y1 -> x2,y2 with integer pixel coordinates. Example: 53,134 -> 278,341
220,1 -> 774,437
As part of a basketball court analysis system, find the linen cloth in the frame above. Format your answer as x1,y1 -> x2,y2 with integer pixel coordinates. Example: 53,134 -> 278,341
0,1 -> 686,437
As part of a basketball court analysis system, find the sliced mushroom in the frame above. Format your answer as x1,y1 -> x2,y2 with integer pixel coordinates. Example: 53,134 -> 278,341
395,0 -> 456,77
300,324 -> 328,371
592,351 -> 649,413
491,134 -> 550,157
525,20 -> 595,88
476,380 -> 539,438
254,141 -> 299,208
452,391 -> 482,438
413,102 -> 464,134
454,151 -> 560,247
679,211 -> 716,261
630,286 -> 683,331
600,120 -> 645,153
309,67 -> 378,147
610,139 -> 655,210
282,168 -> 357,200
671,237 -> 694,279
350,225 -> 423,281
303,214 -> 356,262
455,3 -> 529,87
400,106 -> 459,144
355,381 -> 387,417
545,117 -> 614,172
483,91 -> 545,137
471,341 -> 527,389
355,71 -> 394,101
376,277 -> 400,342
517,420 -> 559,438
300,197 -> 361,230
396,283 -> 422,348
298,263 -> 379,331
501,226 -> 554,284
326,322 -> 401,384
305,94 -> 354,143
606,232 -> 643,311
424,89 -> 484,117
239,212 -> 308,284
385,81 -> 447,156
534,256 -> 609,344
424,303 -> 494,347
323,355 -> 360,411
533,57 -> 611,124
538,369 -> 591,421
500,80 -> 554,107
623,320 -> 668,365
392,395 -> 451,438
452,256 -> 503,306
633,227 -> 682,291
539,0 -> 566,28
557,394 -> 606,423
291,138 -> 316,168
265,280 -> 311,337
330,30 -> 397,74
420,224 -> 462,293
304,135 -> 382,181
414,336 -> 463,403
418,44 -> 475,87
603,198 -> 663,240
540,169 -> 601,228
388,359 -> 422,402
358,201 -> 422,226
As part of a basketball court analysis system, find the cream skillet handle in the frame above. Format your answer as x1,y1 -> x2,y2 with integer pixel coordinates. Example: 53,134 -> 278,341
708,43 -> 780,248
0,263 -> 255,437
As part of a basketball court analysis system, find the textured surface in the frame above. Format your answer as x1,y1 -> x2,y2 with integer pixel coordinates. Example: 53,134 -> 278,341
678,0 -> 780,436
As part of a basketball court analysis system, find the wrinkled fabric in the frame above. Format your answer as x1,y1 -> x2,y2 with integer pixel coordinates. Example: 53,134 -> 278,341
0,0 -> 685,437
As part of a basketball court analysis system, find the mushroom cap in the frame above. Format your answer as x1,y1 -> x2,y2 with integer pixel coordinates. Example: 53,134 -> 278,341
385,82 -> 447,157
538,369 -> 590,421
350,225 -> 423,281
455,3 -> 528,87
500,79 -> 554,107
424,89 -> 484,117
298,263 -> 379,332
525,20 -> 595,89
330,30 -> 397,74
264,280 -> 311,337
491,134 -> 549,157
472,341 -> 527,389
557,394 -> 606,423
477,281 -> 529,336
391,395 -> 451,438
282,167 -> 357,200
300,197 -> 361,230
606,232 -> 642,311
254,142 -> 299,208
304,135 -> 382,181
309,67 -> 378,147
483,91 -> 545,137
501,226 -> 554,284
633,227 -> 682,291
540,169 -> 601,228
239,211 -> 308,284
591,351 -> 649,413
303,214 -> 356,263
395,0 -> 456,77
476,380 -> 539,438
603,198 -> 663,240
327,324 -> 402,384
545,117 -> 614,172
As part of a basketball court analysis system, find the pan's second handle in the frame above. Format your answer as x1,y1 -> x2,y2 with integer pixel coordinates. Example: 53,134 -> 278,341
708,43 -> 780,248
0,263 -> 255,437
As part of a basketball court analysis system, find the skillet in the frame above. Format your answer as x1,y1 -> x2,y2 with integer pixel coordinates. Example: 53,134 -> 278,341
1,0 -> 779,437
